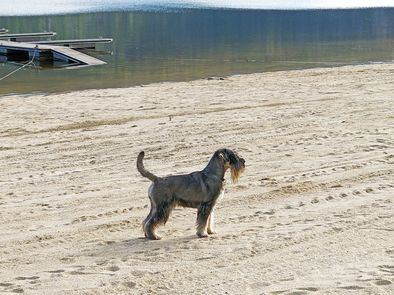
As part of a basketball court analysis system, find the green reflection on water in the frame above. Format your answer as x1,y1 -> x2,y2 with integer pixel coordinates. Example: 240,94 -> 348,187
0,8 -> 393,95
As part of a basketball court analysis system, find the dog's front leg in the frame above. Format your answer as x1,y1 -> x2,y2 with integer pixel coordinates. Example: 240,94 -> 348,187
207,210 -> 216,235
196,202 -> 213,238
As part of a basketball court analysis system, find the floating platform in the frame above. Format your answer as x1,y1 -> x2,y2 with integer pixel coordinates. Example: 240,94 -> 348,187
0,32 -> 57,42
0,40 -> 106,66
31,38 -> 113,49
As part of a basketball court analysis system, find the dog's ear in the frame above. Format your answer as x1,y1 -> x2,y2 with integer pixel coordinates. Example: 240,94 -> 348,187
224,149 -> 240,165
219,151 -> 229,163
228,153 -> 237,165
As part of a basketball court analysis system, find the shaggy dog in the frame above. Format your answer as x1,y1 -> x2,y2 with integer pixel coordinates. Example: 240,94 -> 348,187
137,148 -> 245,239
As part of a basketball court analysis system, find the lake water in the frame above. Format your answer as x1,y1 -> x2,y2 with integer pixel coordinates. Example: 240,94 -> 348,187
0,6 -> 393,95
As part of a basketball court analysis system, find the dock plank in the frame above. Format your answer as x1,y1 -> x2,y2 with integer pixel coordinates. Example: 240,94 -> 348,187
51,45 -> 106,65
30,38 -> 113,50
0,40 -> 51,50
31,38 -> 113,45
0,32 -> 56,39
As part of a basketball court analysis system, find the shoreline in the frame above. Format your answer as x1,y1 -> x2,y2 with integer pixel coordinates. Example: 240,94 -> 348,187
0,63 -> 393,294
2,61 -> 393,99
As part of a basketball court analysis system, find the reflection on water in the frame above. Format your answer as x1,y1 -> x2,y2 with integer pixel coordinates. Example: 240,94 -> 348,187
0,8 -> 393,95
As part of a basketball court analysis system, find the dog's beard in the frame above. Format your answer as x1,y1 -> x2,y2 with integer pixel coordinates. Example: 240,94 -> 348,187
230,164 -> 245,183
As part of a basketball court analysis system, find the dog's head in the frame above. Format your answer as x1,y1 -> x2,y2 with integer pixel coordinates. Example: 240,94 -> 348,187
217,148 -> 245,183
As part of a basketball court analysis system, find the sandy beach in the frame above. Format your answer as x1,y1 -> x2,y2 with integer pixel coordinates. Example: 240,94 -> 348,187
0,63 -> 393,294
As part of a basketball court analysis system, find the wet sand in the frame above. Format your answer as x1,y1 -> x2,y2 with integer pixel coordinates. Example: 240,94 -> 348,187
0,63 -> 393,294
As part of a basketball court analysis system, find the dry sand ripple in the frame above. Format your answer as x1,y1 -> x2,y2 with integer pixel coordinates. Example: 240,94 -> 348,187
0,64 -> 393,294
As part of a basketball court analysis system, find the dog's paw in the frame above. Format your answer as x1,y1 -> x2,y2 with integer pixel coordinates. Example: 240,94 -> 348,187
146,235 -> 162,240
197,232 -> 209,238
207,229 -> 216,235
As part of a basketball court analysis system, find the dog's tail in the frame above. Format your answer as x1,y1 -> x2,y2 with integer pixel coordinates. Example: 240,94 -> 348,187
137,151 -> 158,182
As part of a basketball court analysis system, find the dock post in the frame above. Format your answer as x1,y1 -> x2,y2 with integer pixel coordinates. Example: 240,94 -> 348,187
28,46 -> 39,60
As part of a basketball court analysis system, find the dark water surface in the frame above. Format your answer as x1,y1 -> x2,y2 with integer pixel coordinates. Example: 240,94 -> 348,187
0,8 -> 393,96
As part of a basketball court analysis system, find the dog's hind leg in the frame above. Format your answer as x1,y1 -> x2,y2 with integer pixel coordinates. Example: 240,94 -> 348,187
196,202 -> 214,238
142,200 -> 154,238
144,208 -> 160,240
144,199 -> 175,240
142,185 -> 156,237
207,210 -> 216,235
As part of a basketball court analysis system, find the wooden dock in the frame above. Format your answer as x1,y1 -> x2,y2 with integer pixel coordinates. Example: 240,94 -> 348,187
0,40 -> 106,66
0,32 -> 56,42
31,38 -> 113,49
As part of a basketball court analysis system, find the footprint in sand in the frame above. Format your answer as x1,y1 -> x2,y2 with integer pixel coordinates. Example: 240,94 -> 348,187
47,270 -> 65,275
0,282 -> 24,294
69,270 -> 86,275
374,279 -> 392,286
378,265 -> 394,274
96,260 -> 109,266
106,266 -> 120,272
100,240 -> 116,246
60,256 -> 75,263
270,291 -> 288,294
15,276 -> 39,281
297,287 -> 319,292
311,197 -> 319,204
122,281 -> 136,289
338,285 -> 365,290
385,250 -> 394,256
263,209 -> 275,215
